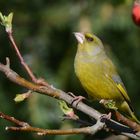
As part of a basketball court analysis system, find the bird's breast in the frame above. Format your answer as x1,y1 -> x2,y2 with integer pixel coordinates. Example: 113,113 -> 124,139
74,55 -> 121,100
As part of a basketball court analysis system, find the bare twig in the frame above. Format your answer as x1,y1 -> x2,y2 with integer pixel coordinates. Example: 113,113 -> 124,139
6,126 -> 101,135
0,112 -> 29,127
0,111 -> 104,135
7,32 -> 36,82
7,32 -> 48,86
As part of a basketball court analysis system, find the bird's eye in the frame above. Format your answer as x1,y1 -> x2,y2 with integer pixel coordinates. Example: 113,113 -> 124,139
85,36 -> 94,42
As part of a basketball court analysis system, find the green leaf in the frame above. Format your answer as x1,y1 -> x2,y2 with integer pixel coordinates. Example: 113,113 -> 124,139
0,12 -> 13,32
14,92 -> 30,103
59,100 -> 79,119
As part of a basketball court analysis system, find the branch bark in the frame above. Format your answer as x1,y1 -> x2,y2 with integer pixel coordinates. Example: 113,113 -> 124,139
0,112 -> 104,135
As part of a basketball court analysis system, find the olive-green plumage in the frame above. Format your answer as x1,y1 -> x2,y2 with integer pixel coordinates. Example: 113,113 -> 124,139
74,32 -> 139,123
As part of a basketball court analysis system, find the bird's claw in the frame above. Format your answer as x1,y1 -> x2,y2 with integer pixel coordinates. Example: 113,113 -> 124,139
100,112 -> 112,122
68,92 -> 86,106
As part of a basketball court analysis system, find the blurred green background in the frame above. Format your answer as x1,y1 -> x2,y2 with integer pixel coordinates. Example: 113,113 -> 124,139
0,0 -> 140,139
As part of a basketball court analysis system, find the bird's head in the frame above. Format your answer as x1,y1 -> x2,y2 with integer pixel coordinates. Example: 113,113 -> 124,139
74,32 -> 104,56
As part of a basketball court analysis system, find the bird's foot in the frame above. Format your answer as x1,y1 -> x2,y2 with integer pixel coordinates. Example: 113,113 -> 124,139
68,92 -> 86,106
99,99 -> 118,110
100,112 -> 112,122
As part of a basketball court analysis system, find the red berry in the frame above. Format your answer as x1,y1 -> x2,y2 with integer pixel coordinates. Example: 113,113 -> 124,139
132,0 -> 140,26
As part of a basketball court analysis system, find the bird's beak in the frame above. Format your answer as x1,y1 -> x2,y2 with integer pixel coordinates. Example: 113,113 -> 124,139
74,32 -> 84,44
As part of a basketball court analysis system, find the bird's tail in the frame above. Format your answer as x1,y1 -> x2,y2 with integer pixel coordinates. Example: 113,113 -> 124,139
129,111 -> 140,124
120,101 -> 140,124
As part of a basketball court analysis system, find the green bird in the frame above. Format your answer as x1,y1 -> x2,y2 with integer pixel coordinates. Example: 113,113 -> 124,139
74,32 -> 139,123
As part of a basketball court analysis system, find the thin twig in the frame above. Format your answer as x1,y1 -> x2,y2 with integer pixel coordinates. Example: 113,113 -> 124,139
6,122 -> 104,135
7,32 -> 37,82
7,32 -> 48,86
0,111 -> 105,135
6,126 -> 94,135
0,112 -> 29,127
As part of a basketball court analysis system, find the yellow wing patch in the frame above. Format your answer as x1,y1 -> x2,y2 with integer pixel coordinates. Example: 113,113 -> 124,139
116,83 -> 130,103
105,73 -> 131,104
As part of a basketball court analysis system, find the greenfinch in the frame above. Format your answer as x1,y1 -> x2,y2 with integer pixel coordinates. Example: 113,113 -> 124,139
74,32 -> 139,123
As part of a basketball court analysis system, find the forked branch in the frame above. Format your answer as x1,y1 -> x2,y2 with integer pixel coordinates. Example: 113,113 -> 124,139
0,59 -> 140,139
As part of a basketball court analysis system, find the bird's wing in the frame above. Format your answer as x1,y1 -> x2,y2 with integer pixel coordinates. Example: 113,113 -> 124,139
111,74 -> 131,103
111,74 -> 135,111
102,58 -> 132,106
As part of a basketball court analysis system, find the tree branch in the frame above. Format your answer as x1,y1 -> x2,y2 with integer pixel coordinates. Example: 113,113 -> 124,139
0,59 -> 140,139
0,111 -> 104,135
